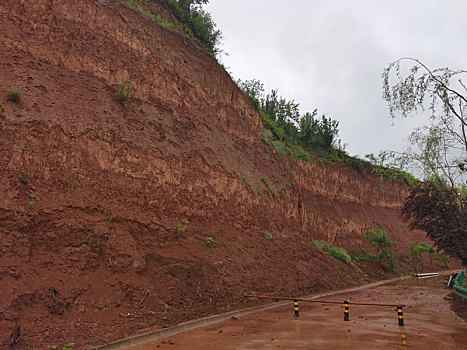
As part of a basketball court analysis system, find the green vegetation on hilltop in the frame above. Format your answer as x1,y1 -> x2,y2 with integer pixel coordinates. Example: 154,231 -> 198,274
122,0 -> 221,56
237,78 -> 343,160
138,0 -> 221,55
237,78 -> 417,185
156,0 -> 221,55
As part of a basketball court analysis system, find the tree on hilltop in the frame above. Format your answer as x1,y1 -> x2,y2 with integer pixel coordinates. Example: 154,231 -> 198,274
381,58 -> 467,265
381,57 -> 466,187
177,0 -> 209,11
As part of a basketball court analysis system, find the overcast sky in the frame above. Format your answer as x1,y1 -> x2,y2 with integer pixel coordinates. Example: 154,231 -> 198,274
205,0 -> 467,159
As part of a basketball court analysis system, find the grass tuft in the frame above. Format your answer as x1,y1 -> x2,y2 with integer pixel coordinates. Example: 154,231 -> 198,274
313,240 -> 351,263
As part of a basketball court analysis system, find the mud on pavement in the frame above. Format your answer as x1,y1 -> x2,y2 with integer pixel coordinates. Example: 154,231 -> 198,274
128,274 -> 466,350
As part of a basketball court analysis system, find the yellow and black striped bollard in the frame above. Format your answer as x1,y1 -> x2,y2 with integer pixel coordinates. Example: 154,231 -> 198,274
397,305 -> 404,326
294,299 -> 299,317
344,300 -> 350,321
400,331 -> 407,347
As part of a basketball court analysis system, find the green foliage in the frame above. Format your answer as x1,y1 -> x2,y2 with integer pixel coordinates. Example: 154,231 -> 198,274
272,140 -> 287,155
364,227 -> 399,272
172,222 -> 186,235
261,230 -> 272,239
260,176 -> 277,197
20,175 -> 28,184
116,79 -> 132,107
313,240 -> 351,263
201,237 -> 219,248
238,79 -> 341,151
125,0 -> 155,18
0,105 -> 5,118
408,241 -> 424,272
407,242 -> 436,272
382,58 -> 466,186
365,155 -> 418,187
237,78 -> 402,172
237,76 -> 421,184
155,0 -> 221,55
416,242 -> 436,268
8,88 -> 22,102
352,249 -> 377,262
225,256 -> 232,262
47,345 -> 74,350
28,200 -> 36,208
260,129 -> 273,144
299,110 -> 340,150
155,13 -> 173,29
435,249 -> 450,268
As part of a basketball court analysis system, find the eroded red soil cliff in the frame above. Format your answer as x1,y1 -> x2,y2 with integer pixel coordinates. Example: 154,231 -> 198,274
0,1 -> 434,348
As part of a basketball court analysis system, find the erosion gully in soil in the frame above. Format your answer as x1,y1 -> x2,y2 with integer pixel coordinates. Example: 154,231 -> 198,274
0,1 -> 460,348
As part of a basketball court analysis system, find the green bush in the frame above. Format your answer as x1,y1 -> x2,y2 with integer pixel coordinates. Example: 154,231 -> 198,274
352,249 -> 377,261
435,249 -> 450,268
202,237 -> 219,248
8,89 -> 21,102
261,230 -> 272,239
125,0 -> 155,18
364,227 -> 399,272
116,79 -> 131,107
260,129 -> 273,144
313,240 -> 351,263
272,140 -> 287,155
172,222 -> 186,235
155,0 -> 221,55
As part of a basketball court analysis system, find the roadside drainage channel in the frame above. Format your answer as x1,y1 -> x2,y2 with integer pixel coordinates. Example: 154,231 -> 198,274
91,300 -> 292,350
92,272 -> 452,350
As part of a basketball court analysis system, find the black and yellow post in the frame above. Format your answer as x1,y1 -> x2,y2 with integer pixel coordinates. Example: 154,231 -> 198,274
294,299 -> 299,317
400,331 -> 408,347
344,300 -> 350,321
397,305 -> 404,326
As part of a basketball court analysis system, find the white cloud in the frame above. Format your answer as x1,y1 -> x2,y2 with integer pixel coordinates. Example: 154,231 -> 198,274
206,0 -> 467,157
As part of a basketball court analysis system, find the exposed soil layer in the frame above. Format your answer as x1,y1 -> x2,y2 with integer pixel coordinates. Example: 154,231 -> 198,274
0,1 -> 451,348
131,274 -> 467,349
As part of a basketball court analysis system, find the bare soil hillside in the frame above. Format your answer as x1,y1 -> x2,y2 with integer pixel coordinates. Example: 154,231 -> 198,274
0,1 -> 440,348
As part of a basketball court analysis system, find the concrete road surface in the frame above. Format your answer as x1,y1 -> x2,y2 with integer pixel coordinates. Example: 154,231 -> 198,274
128,274 -> 466,349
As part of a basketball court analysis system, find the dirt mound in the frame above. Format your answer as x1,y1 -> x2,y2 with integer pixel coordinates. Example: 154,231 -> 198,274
0,1 -> 439,348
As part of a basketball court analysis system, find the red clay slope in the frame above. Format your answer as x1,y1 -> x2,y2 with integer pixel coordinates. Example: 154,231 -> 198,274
0,1 -> 431,348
